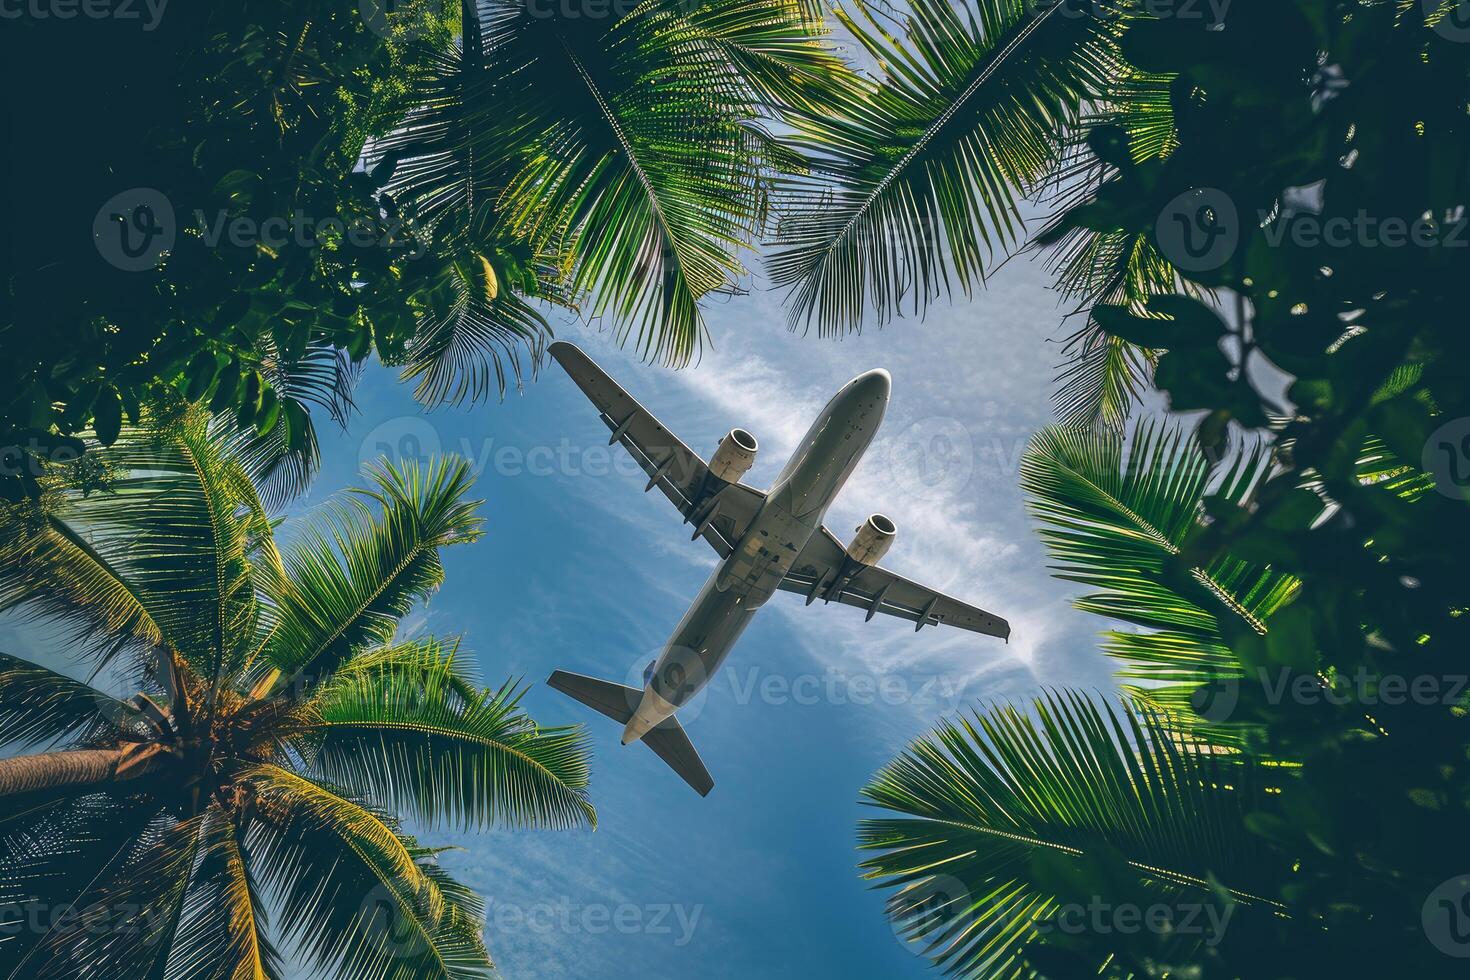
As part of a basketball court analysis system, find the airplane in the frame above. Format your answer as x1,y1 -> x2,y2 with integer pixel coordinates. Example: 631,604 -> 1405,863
544,342 -> 1010,796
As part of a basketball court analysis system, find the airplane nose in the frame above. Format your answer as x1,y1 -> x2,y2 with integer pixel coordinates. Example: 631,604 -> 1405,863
855,368 -> 891,398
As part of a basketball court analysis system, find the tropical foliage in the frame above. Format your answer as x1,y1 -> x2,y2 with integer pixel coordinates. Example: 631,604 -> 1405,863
0,404 -> 593,977
3,0 -> 1160,496
769,0 -> 1125,334
1020,422 -> 1298,737
861,2 -> 1470,977
1,0 -> 845,498
861,693 -> 1282,978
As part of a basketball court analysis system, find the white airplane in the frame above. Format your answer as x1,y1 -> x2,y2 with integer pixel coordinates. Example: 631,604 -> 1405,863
545,342 -> 1009,796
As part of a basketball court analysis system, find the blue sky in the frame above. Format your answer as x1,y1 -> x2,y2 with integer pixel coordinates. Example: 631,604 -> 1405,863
292,243 -> 1127,978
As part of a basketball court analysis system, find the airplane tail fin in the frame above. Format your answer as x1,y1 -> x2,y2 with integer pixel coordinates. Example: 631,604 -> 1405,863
547,670 -> 714,797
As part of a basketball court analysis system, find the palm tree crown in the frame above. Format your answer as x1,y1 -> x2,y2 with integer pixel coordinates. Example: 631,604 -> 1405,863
0,404 -> 593,979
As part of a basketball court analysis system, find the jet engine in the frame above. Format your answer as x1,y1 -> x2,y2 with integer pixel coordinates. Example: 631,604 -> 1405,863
846,514 -> 896,566
708,428 -> 758,483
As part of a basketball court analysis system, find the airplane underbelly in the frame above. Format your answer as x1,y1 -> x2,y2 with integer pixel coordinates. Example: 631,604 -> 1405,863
650,566 -> 758,709
714,493 -> 816,606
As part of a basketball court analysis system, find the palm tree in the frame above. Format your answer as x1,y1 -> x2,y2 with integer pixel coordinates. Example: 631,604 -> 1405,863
0,403 -> 594,978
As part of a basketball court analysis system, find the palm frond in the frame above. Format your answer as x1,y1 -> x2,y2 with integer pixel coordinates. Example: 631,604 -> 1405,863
0,500 -> 165,671
1,407 -> 267,692
0,652 -> 144,749
382,0 -> 834,368
242,765 -> 494,980
1032,70 -> 1179,429
263,457 -> 483,695
859,691 -> 1283,979
330,636 -> 482,703
22,812 -> 204,980
0,793 -> 166,973
168,806 -> 284,980
769,0 -> 1121,333
1020,423 -> 1298,698
233,339 -> 362,510
398,263 -> 550,406
308,653 -> 595,830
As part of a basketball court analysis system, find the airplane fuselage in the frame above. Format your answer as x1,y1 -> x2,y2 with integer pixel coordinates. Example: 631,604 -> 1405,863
621,369 -> 891,744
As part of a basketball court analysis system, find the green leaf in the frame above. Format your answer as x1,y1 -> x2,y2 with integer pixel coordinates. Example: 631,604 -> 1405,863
93,384 -> 123,446
186,352 -> 223,402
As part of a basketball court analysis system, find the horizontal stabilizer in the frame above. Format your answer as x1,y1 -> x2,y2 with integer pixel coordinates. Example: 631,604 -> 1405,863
644,715 -> 714,797
546,670 -> 714,796
547,670 -> 638,724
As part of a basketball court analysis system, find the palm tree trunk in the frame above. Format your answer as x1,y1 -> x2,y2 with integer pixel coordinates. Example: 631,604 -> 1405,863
0,747 -> 130,798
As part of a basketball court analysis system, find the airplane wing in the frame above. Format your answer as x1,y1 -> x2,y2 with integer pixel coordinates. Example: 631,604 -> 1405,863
548,342 -> 765,559
778,527 -> 1011,639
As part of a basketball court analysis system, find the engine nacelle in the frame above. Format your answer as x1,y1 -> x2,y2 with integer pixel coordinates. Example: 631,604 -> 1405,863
847,514 -> 896,566
708,428 -> 758,483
